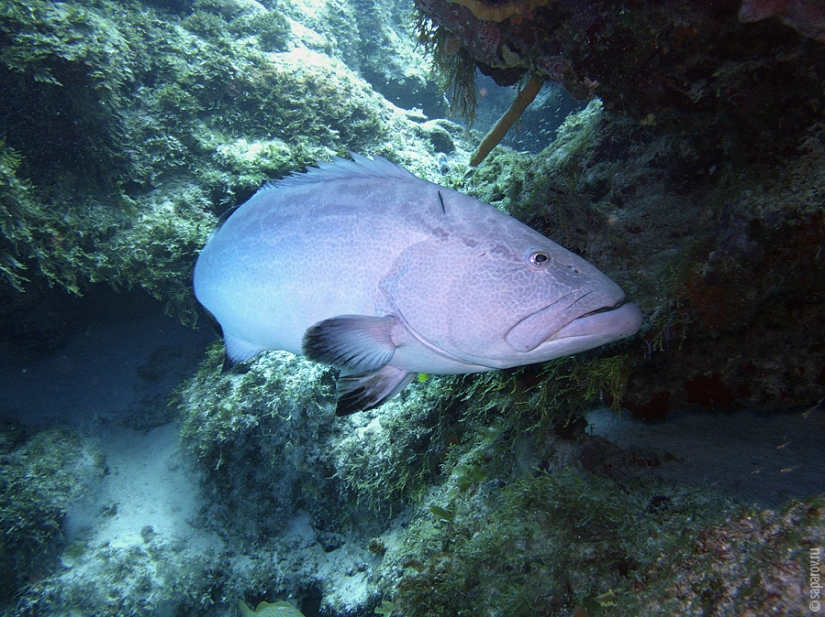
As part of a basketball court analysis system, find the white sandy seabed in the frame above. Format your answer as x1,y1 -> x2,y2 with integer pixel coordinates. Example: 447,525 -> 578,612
0,294 -> 380,615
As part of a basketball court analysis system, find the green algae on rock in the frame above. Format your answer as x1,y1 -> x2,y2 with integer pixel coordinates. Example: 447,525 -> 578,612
0,0 -> 454,324
239,599 -> 306,616
0,427 -> 105,604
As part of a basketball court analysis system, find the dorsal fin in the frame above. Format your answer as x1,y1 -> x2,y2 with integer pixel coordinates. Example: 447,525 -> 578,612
258,154 -> 416,194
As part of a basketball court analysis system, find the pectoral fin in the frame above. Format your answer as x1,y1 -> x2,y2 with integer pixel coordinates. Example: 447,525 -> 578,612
335,365 -> 415,416
302,314 -> 397,373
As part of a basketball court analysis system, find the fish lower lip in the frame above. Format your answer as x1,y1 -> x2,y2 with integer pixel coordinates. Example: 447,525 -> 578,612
552,302 -> 643,341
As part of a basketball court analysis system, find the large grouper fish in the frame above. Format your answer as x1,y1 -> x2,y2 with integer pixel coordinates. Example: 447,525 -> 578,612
194,154 -> 643,415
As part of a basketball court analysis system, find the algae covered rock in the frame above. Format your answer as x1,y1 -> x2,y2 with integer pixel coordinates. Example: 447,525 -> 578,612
522,99 -> 825,414
176,348 -> 341,539
0,141 -> 36,291
414,0 -> 825,159
239,599 -> 306,616
175,346 -> 456,534
165,334 -> 643,614
0,0 -> 452,324
387,468 -> 824,617
0,426 -> 105,603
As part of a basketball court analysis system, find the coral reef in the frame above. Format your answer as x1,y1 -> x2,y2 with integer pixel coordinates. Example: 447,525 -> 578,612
332,74 -> 824,416
95,323 -> 632,615
2,0 -> 824,614
414,0 -> 825,158
452,98 -> 824,414
165,335 -> 822,616
6,335 -> 822,616
174,345 -> 466,527
0,0 -> 454,325
163,348 -> 458,612
389,472 -> 823,616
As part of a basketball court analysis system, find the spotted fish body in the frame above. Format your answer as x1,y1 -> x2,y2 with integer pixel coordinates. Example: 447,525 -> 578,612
194,155 -> 642,415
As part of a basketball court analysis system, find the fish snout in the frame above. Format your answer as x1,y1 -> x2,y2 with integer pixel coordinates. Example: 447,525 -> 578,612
505,285 -> 638,353
554,301 -> 643,341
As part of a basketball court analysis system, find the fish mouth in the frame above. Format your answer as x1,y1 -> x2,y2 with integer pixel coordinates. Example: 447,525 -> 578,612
505,291 -> 641,353
550,301 -> 643,342
578,302 -> 622,319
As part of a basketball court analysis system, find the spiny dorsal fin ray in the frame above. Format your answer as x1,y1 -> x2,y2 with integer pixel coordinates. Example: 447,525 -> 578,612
260,154 -> 416,194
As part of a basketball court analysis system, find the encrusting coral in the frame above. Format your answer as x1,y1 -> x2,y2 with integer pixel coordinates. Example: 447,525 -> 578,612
739,0 -> 825,42
446,0 -> 552,23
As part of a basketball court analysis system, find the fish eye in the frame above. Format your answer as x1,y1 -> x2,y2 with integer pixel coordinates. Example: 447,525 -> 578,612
527,250 -> 550,268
